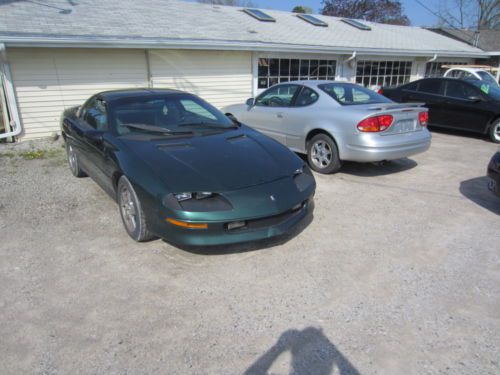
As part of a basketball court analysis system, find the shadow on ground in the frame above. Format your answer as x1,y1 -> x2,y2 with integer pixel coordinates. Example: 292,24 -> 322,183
244,327 -> 360,375
460,176 -> 500,215
428,126 -> 490,143
339,158 -> 417,177
165,208 -> 314,255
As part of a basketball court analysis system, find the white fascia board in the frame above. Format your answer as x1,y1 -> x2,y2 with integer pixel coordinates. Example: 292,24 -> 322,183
0,35 -> 488,58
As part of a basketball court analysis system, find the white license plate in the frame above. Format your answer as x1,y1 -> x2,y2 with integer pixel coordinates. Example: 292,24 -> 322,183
394,120 -> 418,133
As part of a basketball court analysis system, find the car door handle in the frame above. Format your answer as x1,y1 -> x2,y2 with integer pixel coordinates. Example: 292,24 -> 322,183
276,112 -> 284,119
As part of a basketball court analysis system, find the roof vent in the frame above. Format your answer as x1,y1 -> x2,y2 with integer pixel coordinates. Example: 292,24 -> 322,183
297,14 -> 328,27
243,8 -> 276,22
341,18 -> 371,30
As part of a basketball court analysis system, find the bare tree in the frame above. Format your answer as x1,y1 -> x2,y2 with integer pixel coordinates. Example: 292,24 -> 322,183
437,0 -> 499,29
321,0 -> 410,25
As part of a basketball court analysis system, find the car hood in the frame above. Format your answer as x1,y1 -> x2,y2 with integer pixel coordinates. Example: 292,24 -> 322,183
119,126 -> 301,192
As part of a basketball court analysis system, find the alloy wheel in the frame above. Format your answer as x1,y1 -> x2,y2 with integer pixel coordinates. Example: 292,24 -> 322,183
311,140 -> 332,169
493,122 -> 500,142
120,185 -> 137,233
67,145 -> 78,174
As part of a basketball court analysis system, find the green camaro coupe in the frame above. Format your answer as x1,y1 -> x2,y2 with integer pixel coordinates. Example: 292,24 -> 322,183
61,89 -> 315,246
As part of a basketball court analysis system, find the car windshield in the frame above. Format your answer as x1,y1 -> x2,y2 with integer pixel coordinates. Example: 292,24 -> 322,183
111,93 -> 235,136
470,81 -> 500,100
318,83 -> 392,106
476,71 -> 498,86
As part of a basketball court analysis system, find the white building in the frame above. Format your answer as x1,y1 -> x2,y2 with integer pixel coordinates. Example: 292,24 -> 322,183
0,0 -> 487,141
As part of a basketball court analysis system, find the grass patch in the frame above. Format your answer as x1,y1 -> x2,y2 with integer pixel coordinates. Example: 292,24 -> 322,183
0,152 -> 16,158
20,149 -> 47,160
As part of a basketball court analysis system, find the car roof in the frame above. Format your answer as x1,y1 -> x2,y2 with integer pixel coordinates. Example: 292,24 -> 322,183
97,88 -> 186,102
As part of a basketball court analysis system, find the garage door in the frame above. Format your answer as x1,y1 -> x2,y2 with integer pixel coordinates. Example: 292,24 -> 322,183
149,50 -> 252,109
9,48 -> 148,140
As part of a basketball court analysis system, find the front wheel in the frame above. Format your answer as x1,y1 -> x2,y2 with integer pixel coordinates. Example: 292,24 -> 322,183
117,176 -> 156,242
307,133 -> 342,174
65,143 -> 86,177
488,119 -> 500,143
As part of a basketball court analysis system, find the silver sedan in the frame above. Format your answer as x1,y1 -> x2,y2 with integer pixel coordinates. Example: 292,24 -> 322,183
223,81 -> 431,174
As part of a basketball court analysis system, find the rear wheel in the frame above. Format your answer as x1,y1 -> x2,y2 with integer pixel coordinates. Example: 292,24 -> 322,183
307,133 -> 342,174
488,119 -> 500,143
117,176 -> 156,242
65,143 -> 86,177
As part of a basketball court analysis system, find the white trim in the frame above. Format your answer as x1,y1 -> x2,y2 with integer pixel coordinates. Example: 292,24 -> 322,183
0,43 -> 22,140
0,36 -> 488,58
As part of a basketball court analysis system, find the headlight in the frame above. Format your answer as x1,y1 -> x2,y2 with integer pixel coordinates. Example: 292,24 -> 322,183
163,192 -> 232,212
174,192 -> 213,201
293,164 -> 314,192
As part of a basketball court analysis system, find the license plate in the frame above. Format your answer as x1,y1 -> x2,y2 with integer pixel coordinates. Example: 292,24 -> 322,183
393,120 -> 418,134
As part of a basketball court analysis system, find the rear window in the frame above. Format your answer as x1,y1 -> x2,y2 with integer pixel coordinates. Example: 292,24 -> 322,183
318,83 -> 391,106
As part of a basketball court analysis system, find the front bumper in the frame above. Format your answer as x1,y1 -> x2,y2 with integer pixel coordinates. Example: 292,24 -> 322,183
151,197 -> 314,246
341,129 -> 431,162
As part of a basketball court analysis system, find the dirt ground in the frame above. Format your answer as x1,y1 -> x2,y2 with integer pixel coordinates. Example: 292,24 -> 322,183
0,130 -> 499,375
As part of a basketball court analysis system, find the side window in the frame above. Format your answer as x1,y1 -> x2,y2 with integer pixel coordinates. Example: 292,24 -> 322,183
445,81 -> 468,99
294,87 -> 319,107
255,85 -> 299,107
418,80 -> 443,95
403,81 -> 419,91
83,98 -> 107,131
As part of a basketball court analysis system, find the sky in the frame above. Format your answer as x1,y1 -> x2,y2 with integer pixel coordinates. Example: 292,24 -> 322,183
256,0 -> 442,27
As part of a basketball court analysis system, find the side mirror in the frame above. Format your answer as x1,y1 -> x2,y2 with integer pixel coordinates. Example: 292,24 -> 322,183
467,95 -> 483,102
225,113 -> 240,125
246,98 -> 255,107
84,129 -> 104,142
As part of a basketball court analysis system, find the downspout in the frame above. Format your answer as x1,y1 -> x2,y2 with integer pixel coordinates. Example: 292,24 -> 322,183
427,54 -> 438,63
344,51 -> 356,82
0,43 -> 22,140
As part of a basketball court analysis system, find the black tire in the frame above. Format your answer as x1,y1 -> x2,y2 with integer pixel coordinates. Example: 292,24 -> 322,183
117,176 -> 156,242
488,119 -> 500,143
307,133 -> 342,174
65,143 -> 87,177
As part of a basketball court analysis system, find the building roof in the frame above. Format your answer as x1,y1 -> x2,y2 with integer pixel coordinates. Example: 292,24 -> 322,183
429,28 -> 500,54
0,0 -> 486,57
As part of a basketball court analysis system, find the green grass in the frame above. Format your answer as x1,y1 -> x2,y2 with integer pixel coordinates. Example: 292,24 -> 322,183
0,147 -> 64,160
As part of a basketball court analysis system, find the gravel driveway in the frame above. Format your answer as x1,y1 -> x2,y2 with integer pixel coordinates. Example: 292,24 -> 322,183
0,131 -> 499,375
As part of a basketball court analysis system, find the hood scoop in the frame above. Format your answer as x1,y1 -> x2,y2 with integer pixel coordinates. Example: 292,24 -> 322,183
226,134 -> 247,142
157,143 -> 192,150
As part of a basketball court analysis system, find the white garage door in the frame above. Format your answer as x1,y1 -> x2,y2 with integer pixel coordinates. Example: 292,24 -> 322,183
149,50 -> 252,108
9,48 -> 148,140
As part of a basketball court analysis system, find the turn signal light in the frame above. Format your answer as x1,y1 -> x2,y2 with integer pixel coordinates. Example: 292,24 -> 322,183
418,112 -> 429,127
166,218 -> 208,229
357,115 -> 393,132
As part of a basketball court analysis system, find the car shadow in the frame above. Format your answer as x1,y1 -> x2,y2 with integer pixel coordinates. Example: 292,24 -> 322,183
164,209 -> 314,255
244,327 -> 360,375
428,126 -> 490,143
339,158 -> 418,177
460,176 -> 500,215
296,153 -> 417,177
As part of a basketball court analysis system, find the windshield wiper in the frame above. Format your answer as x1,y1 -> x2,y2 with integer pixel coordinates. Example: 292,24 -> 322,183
122,123 -> 193,135
177,122 -> 238,130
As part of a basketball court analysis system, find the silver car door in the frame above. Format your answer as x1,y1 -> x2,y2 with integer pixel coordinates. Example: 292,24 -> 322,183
284,86 -> 321,151
242,84 -> 300,145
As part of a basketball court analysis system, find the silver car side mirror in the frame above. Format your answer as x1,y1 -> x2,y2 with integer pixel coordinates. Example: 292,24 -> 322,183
246,98 -> 255,107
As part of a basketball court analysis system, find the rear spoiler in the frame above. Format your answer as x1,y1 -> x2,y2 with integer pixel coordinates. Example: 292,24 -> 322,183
367,102 -> 426,111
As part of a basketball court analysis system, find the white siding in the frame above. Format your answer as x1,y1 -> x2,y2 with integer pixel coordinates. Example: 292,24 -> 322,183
9,48 -> 148,140
149,50 -> 252,108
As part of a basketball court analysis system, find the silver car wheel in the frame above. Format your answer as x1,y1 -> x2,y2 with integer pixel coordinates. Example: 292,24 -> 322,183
119,185 -> 137,233
493,122 -> 500,142
311,140 -> 332,169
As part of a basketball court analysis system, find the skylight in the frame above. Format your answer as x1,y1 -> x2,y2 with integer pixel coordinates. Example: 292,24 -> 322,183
297,14 -> 328,27
243,9 -> 276,22
341,18 -> 371,30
